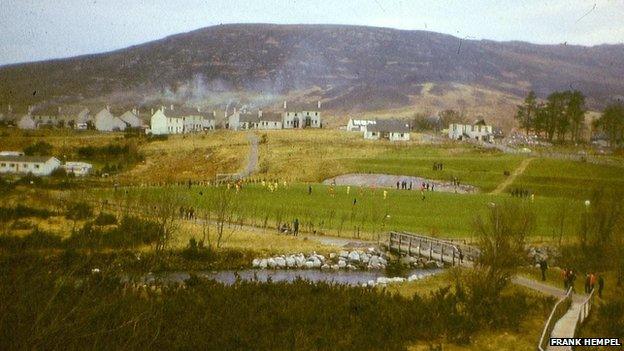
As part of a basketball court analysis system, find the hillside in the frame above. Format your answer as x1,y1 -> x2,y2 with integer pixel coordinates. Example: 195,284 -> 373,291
1,23 -> 623,125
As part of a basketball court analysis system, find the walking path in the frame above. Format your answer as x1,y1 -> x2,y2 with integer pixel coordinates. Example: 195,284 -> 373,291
490,157 -> 534,194
233,133 -> 259,180
547,301 -> 584,351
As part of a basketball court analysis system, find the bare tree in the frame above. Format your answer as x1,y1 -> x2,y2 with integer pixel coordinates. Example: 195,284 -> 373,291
474,201 -> 535,282
213,186 -> 238,248
144,191 -> 186,255
578,188 -> 624,283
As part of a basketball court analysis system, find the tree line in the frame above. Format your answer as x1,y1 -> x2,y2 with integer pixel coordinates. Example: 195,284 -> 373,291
516,90 -> 624,146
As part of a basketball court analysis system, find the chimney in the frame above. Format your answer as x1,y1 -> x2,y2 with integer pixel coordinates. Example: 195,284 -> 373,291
151,108 -> 154,115
258,109 -> 262,117
161,105 -> 164,112
132,107 -> 137,115
317,100 -> 321,109
170,104 -> 174,111
28,105 -> 33,113
106,105 -> 110,112
283,101 -> 287,109
8,104 -> 12,112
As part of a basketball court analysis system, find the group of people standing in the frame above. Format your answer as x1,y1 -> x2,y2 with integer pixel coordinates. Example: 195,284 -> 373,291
432,162 -> 444,171
510,188 -> 531,198
562,268 -> 605,297
278,218 -> 299,236
179,206 -> 195,220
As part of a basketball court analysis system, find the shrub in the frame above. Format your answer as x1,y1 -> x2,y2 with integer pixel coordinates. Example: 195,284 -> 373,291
93,212 -> 117,226
23,141 -> 53,156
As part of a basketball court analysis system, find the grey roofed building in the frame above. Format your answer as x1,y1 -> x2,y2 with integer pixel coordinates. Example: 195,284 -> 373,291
259,112 -> 282,122
366,119 -> 411,133
0,155 -> 56,163
239,113 -> 260,124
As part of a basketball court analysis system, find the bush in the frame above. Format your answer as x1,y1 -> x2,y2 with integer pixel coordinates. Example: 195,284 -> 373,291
93,212 -> 117,226
23,141 -> 53,156
66,202 -> 93,221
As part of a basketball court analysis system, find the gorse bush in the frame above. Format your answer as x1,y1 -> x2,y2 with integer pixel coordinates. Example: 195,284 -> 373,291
0,261 -> 550,351
66,216 -> 161,249
93,212 -> 117,226
23,141 -> 53,156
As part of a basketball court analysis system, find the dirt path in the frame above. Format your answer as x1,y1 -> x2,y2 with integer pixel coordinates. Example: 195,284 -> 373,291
234,132 -> 259,179
490,157 -> 534,195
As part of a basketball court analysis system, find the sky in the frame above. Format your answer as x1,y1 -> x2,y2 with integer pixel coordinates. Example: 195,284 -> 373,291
1,0 -> 623,66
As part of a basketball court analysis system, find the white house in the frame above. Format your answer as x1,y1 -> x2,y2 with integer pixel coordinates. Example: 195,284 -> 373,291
448,119 -> 493,142
17,114 -> 36,130
364,119 -> 411,141
149,106 -> 214,135
94,107 -> 126,132
282,101 -> 322,129
63,161 -> 93,176
256,111 -> 283,130
0,155 -> 61,176
346,119 -> 376,132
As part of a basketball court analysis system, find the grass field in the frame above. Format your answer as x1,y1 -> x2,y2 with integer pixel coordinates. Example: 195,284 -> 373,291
257,129 -> 525,191
93,183 -> 585,240
510,158 -> 624,199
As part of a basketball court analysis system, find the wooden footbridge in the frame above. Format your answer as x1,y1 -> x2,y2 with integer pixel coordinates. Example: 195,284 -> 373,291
386,231 -> 480,267
385,231 -> 596,350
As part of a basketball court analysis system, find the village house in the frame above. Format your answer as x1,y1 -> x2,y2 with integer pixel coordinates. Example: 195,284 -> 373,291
346,119 -> 376,132
63,161 -> 93,176
448,119 -> 493,142
255,111 -> 283,130
0,155 -> 61,176
0,105 -> 18,126
94,106 -> 127,132
149,105 -> 215,135
282,101 -> 322,129
17,114 -> 37,130
119,109 -> 145,129
363,119 -> 411,141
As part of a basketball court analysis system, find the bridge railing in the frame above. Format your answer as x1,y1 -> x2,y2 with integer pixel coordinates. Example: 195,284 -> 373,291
537,287 -> 573,351
388,231 -> 480,265
577,288 -> 596,325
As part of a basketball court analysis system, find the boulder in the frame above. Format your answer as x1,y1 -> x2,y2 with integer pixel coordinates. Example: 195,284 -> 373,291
274,257 -> 286,268
267,258 -> 277,268
348,251 -> 360,262
304,261 -> 315,269
252,259 -> 261,268
346,264 -> 357,270
321,264 -> 330,270
339,250 -> 349,258
360,253 -> 370,263
259,259 -> 268,269
329,252 -> 336,259
285,256 -> 296,268
331,264 -> 340,270
338,260 -> 347,268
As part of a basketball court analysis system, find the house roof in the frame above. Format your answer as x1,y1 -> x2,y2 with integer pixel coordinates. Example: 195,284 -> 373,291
0,155 -> 58,163
473,118 -> 488,126
285,102 -> 320,112
165,106 -> 214,119
239,113 -> 260,123
367,119 -> 410,133
260,112 -> 282,122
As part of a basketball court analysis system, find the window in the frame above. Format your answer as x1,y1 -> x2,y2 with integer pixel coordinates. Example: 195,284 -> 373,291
35,164 -> 40,169
10,163 -> 15,168
0,163 -> 5,167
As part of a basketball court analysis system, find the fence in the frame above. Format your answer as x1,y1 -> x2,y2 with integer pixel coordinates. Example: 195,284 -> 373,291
387,231 -> 480,266
577,288 -> 596,325
537,287 -> 573,351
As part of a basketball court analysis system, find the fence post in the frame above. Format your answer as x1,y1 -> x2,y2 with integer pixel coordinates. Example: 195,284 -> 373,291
440,245 -> 444,262
429,242 -> 433,260
408,236 -> 412,255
